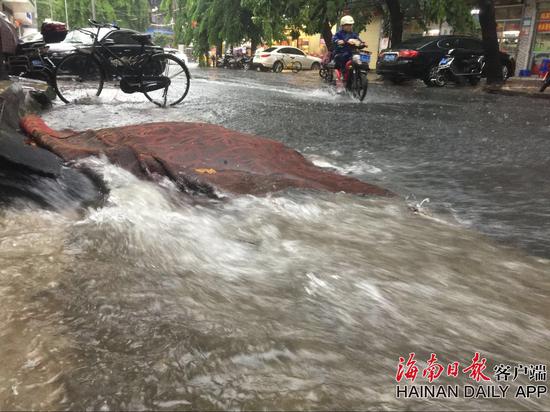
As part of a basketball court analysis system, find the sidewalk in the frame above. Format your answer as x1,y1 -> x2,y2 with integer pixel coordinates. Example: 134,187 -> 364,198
484,76 -> 550,99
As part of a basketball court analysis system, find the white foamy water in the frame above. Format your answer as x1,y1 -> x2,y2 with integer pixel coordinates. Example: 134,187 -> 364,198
1,159 -> 549,410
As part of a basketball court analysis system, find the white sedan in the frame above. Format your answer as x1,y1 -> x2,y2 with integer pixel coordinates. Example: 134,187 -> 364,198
253,46 -> 321,72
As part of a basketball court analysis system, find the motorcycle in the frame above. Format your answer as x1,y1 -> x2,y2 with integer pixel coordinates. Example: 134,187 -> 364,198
430,48 -> 485,87
326,40 -> 370,101
540,71 -> 550,93
217,53 -> 233,68
7,41 -> 56,84
234,55 -> 252,70
217,52 -> 251,70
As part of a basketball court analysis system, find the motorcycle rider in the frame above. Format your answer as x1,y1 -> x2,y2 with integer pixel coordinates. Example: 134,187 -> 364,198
332,15 -> 365,92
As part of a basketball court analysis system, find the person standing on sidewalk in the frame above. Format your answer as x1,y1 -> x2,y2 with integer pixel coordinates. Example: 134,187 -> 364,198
0,16 -> 18,80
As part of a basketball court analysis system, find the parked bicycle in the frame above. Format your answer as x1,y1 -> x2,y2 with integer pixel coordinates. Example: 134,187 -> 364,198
272,54 -> 302,73
53,20 -> 190,107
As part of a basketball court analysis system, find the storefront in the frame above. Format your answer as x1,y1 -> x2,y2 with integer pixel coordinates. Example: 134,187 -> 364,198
495,0 -> 524,59
530,2 -> 550,74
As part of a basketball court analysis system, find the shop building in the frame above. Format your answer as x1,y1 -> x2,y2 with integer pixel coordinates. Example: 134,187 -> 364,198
510,0 -> 550,75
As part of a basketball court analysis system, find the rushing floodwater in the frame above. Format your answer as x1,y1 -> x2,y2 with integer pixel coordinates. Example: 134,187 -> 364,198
1,68 -> 550,410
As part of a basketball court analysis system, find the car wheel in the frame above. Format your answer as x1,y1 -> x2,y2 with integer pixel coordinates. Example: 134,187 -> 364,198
272,61 -> 283,73
311,62 -> 321,71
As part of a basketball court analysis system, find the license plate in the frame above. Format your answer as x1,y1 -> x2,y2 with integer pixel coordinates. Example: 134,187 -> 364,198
360,53 -> 371,63
383,54 -> 397,62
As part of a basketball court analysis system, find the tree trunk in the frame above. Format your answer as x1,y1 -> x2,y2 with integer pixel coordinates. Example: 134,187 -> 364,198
478,0 -> 503,84
385,0 -> 403,47
217,40 -> 223,58
321,19 -> 334,52
251,38 -> 258,55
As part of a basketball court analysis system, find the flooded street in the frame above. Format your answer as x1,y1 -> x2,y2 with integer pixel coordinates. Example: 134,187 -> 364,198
1,68 -> 550,410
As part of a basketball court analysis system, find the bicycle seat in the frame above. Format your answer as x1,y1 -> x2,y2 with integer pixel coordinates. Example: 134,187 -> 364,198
131,34 -> 152,45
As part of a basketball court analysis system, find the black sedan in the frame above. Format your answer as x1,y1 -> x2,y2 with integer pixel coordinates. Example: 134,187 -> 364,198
376,35 -> 515,86
46,28 -> 163,76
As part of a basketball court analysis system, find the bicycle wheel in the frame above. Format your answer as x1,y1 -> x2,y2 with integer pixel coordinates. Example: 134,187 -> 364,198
54,53 -> 104,104
350,68 -> 368,102
144,53 -> 190,107
291,61 -> 302,73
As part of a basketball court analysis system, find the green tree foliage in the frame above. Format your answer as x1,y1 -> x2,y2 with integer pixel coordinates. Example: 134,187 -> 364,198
417,0 -> 475,33
381,0 -> 475,45
36,0 -> 150,31
288,0 -> 376,51
157,0 -> 477,54
162,0 -> 272,54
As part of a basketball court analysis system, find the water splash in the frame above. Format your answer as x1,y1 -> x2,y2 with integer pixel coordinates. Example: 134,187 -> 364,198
1,159 -> 548,410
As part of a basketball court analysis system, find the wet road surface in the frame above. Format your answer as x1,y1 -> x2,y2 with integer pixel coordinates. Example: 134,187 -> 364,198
0,67 -> 549,410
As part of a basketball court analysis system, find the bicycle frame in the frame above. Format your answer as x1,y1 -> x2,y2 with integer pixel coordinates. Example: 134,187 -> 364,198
76,26 -> 161,79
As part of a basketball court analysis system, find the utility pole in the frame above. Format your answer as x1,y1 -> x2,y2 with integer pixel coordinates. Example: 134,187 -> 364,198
91,0 -> 96,20
49,0 -> 53,19
64,0 -> 69,29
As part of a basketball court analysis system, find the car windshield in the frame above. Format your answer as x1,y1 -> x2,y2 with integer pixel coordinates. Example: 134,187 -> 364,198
263,47 -> 277,52
62,28 -> 110,44
394,37 -> 435,49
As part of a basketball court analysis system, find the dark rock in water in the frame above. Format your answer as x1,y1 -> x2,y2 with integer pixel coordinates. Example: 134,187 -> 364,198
0,82 -> 26,130
0,84 -> 104,209
0,128 -> 60,176
0,128 -> 104,210
29,90 -> 53,110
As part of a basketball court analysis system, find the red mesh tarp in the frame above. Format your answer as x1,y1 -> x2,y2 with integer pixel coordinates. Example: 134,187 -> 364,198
20,115 -> 392,197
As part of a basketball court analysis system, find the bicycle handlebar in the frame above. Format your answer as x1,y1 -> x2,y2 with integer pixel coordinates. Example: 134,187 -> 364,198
88,19 -> 120,30
347,41 -> 367,50
77,28 -> 96,37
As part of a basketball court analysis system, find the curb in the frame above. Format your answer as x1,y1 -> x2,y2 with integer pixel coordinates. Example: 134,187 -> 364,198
483,86 -> 550,100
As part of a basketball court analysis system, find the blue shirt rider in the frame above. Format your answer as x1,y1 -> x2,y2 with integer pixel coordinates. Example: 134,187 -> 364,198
332,15 -> 365,90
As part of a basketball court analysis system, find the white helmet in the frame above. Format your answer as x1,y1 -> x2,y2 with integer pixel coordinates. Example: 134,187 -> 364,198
340,15 -> 355,26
